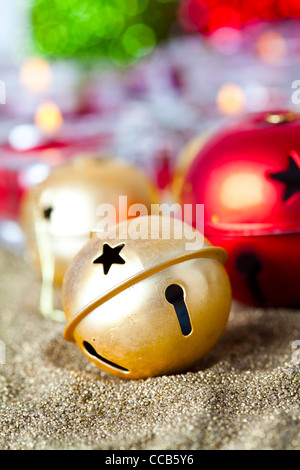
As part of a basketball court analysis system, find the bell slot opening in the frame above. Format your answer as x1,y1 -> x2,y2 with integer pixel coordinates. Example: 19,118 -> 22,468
165,284 -> 192,336
83,341 -> 129,373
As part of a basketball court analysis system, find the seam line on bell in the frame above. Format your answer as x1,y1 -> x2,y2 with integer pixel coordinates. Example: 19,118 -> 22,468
63,246 -> 227,342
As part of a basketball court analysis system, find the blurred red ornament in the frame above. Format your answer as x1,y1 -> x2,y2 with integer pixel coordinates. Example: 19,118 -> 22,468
179,0 -> 300,34
0,168 -> 25,220
180,110 -> 300,307
154,147 -> 174,191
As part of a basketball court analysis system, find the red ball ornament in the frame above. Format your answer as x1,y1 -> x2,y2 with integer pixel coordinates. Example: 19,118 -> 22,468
180,110 -> 300,307
179,0 -> 300,35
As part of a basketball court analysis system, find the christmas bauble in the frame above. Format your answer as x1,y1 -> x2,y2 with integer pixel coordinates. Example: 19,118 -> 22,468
180,110 -> 300,307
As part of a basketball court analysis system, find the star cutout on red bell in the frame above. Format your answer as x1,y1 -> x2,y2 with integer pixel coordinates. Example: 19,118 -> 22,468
179,110 -> 300,307
268,150 -> 300,202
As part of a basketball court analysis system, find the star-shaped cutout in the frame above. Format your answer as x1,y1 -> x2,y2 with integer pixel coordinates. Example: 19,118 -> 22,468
268,151 -> 300,202
93,243 -> 125,275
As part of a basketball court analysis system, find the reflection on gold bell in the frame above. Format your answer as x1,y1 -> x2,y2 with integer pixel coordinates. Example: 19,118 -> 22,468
172,129 -> 213,203
62,215 -> 232,379
20,156 -> 159,321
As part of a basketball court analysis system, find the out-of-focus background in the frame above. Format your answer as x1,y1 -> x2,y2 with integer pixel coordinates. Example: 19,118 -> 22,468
1,2 -> 300,452
1,0 -> 300,250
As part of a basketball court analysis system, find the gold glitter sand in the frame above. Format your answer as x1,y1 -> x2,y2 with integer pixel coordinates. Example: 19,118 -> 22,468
0,248 -> 299,450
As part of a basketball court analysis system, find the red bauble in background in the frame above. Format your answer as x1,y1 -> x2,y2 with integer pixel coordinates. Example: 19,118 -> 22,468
179,0 -> 300,34
180,110 -> 300,307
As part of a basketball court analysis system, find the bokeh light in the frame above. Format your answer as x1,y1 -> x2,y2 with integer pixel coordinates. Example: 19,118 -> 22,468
34,102 -> 64,134
216,83 -> 246,115
31,0 -> 177,63
256,30 -> 287,62
8,124 -> 42,151
20,57 -> 52,93
180,0 -> 300,34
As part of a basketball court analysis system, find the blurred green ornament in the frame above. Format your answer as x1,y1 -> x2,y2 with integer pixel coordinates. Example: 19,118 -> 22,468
31,0 -> 177,63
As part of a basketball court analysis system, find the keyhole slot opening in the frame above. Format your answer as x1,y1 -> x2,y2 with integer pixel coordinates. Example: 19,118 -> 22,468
165,284 -> 192,336
236,252 -> 265,304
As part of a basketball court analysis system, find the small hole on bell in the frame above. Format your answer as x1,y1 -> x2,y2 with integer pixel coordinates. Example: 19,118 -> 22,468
165,284 -> 192,336
83,341 -> 129,373
43,206 -> 54,220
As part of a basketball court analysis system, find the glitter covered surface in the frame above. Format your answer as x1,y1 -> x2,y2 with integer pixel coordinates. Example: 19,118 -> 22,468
0,248 -> 299,450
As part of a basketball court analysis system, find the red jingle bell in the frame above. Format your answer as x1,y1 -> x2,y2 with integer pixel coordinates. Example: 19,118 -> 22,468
180,110 -> 300,307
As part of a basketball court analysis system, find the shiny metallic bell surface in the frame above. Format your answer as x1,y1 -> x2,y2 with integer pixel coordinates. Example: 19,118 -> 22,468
62,215 -> 232,379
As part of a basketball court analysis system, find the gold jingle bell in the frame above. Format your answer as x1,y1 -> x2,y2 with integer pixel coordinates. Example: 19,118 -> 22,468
62,215 -> 232,379
20,156 -> 159,321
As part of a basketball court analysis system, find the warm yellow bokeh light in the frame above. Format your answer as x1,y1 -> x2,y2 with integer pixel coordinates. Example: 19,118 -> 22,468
256,30 -> 286,63
20,58 -> 52,93
211,214 -> 220,224
220,172 -> 264,210
35,102 -> 63,134
216,83 -> 246,115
